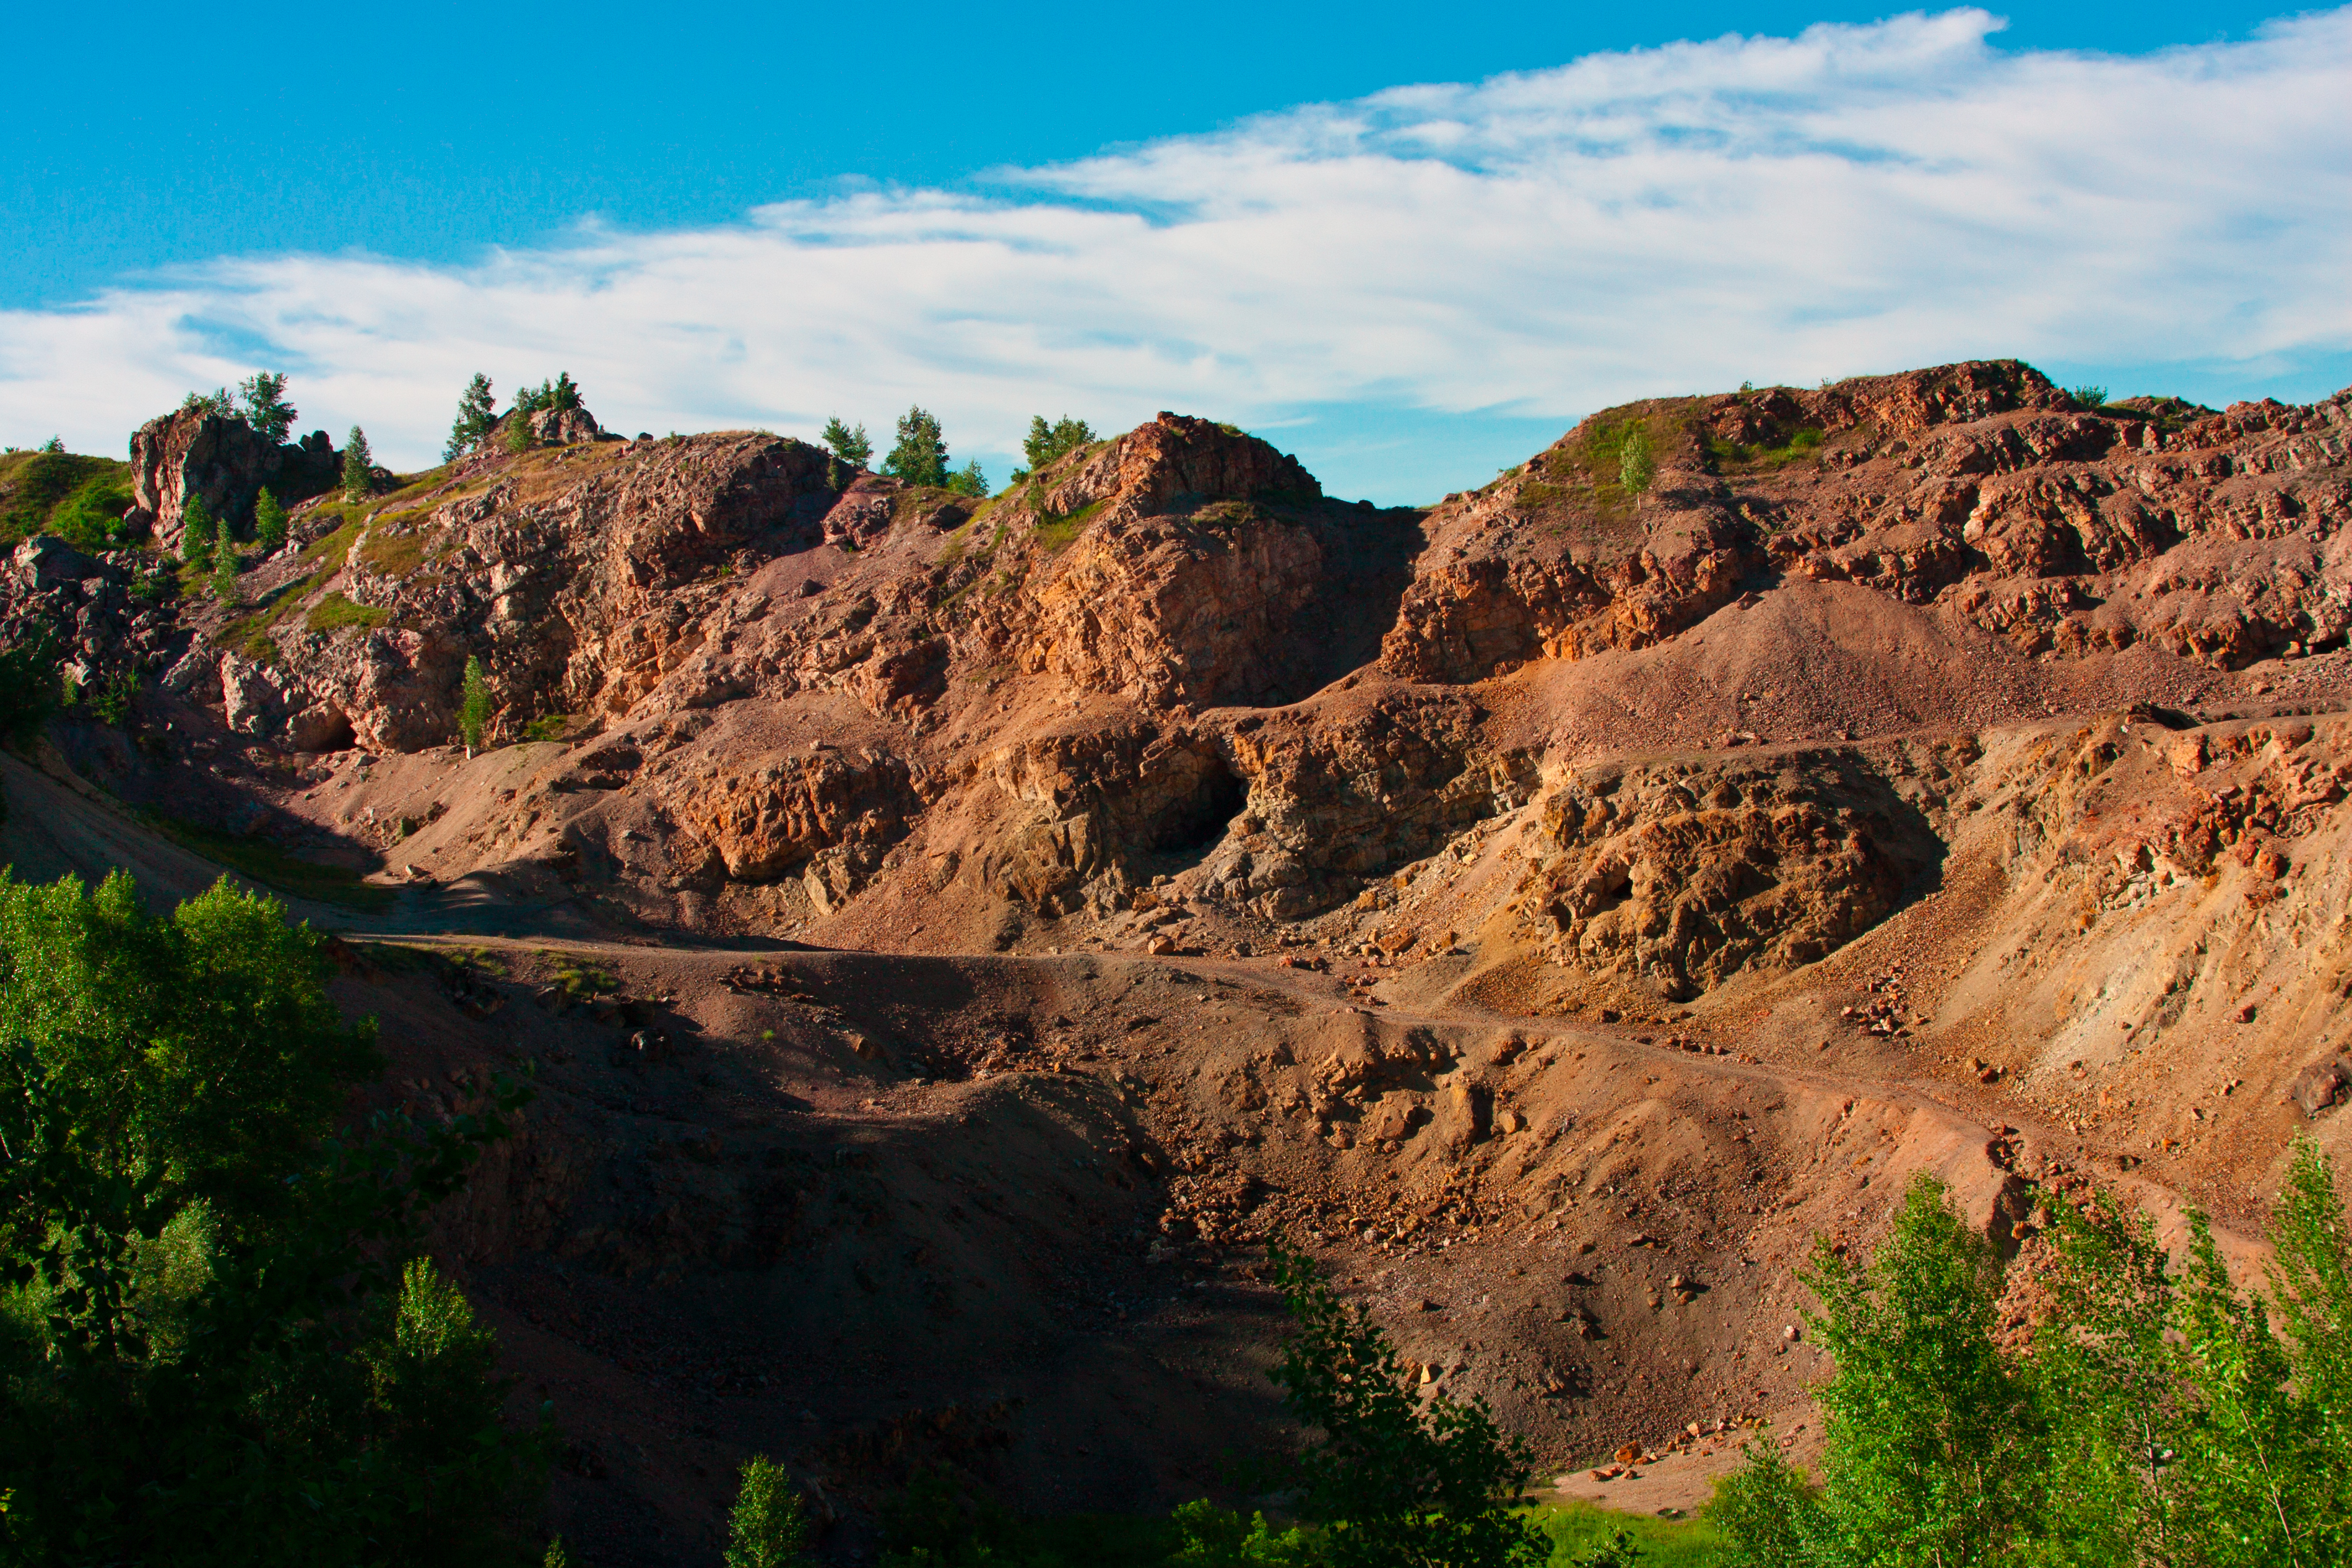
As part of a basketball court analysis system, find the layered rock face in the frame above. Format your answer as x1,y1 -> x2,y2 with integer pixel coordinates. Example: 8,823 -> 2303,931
32,363 -> 2352,985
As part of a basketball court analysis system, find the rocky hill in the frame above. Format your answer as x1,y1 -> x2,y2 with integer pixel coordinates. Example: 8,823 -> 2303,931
7,360 -> 2352,1560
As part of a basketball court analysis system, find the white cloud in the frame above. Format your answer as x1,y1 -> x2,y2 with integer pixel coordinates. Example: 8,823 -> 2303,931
4,6 -> 2349,498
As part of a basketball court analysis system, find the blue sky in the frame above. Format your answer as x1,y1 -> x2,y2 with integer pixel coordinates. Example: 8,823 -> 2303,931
5,2 -> 2349,500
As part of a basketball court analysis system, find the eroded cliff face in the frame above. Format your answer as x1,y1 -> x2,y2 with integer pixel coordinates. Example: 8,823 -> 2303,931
30,366 -> 2348,977
125,406 -> 342,548
18,363 -> 2352,1555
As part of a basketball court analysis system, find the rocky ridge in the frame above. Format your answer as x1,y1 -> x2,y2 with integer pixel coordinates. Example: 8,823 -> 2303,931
11,360 -> 2352,1560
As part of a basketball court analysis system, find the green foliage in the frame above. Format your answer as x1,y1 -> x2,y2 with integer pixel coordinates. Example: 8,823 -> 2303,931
1033,498 -> 1106,553
947,458 -> 989,497
1618,428 -> 1655,494
0,870 -> 544,1564
212,513 -> 241,603
341,426 -> 375,500
446,373 -> 498,461
237,371 -> 297,443
511,372 -> 581,417
182,388 -> 239,420
726,1455 -> 812,1568
521,713 -> 570,743
1719,1150 -> 2352,1566
1023,415 -> 1095,474
459,655 -> 493,752
306,590 -> 391,635
0,449 -> 135,548
1168,1500 -> 1317,1566
822,416 -> 873,469
885,406 -> 950,488
504,412 -> 536,454
1266,1240 -> 1545,1568
137,815 -> 394,912
253,486 -> 289,553
180,493 -> 215,568
37,435 -> 63,453
2068,384 -> 2109,410
0,870 -> 380,1224
0,628 -> 61,749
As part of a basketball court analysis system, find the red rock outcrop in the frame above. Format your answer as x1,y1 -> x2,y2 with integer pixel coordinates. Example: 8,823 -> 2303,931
124,407 -> 341,548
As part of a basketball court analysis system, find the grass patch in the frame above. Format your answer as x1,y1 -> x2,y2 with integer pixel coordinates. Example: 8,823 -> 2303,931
1527,1499 -> 1729,1566
1709,427 -> 1823,471
306,591 -> 391,634
139,813 -> 393,912
1033,498 -> 1106,553
536,952 -> 618,999
300,511 -> 367,570
357,522 -> 427,574
0,450 -> 137,550
520,714 -> 571,743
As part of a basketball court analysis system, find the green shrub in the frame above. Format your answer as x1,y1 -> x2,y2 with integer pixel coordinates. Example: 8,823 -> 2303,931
212,513 -> 241,603
459,655 -> 493,753
2069,384 -> 2109,410
0,628 -> 61,748
521,713 -> 570,743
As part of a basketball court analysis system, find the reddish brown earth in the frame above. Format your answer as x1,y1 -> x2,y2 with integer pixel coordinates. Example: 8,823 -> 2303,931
8,362 -> 2352,1562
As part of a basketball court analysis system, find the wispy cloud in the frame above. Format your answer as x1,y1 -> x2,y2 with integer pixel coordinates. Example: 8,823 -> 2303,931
4,7 -> 2348,498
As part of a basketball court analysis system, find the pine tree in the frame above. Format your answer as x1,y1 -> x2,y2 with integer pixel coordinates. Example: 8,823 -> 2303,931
254,487 -> 289,553
342,427 -> 375,500
445,375 -> 497,461
212,513 -> 240,604
820,417 -> 872,470
883,407 -> 948,488
504,412 -> 536,454
459,656 -> 494,754
236,372 -> 297,443
946,459 -> 987,498
180,494 -> 215,569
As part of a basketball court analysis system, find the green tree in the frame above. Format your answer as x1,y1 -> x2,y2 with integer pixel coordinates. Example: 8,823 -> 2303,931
1022,415 -> 1094,474
0,628 -> 62,750
180,493 -> 215,570
1618,427 -> 1655,493
821,417 -> 872,469
725,1455 -> 811,1568
1802,1177 -> 2039,1567
254,486 -> 289,553
37,435 -> 64,454
946,458 -> 987,498
1264,1241 -> 1544,1568
236,372 -> 297,443
0,870 -> 545,1566
182,388 -> 238,419
511,373 -> 581,417
444,374 -> 498,461
2069,385 -> 2109,410
883,406 -> 949,488
459,655 -> 493,754
341,426 -> 375,500
504,411 -> 537,454
211,511 -> 240,604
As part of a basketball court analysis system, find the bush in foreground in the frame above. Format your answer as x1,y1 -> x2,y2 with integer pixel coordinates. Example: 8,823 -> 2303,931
1712,1147 -> 2352,1566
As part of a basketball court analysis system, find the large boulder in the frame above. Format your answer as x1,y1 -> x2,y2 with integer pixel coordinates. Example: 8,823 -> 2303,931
124,409 -> 341,551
